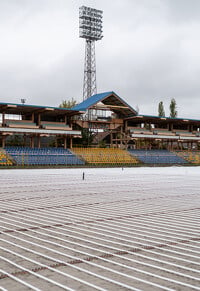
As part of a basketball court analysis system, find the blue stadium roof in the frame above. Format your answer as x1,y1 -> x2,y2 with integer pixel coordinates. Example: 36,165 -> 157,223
0,101 -> 80,116
72,91 -> 137,117
72,92 -> 113,111
126,114 -> 200,124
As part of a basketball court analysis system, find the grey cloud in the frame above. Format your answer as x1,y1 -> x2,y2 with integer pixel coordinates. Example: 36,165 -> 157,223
0,0 -> 200,119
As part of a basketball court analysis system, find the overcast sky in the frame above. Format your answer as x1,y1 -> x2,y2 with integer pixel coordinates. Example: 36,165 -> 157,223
0,0 -> 200,118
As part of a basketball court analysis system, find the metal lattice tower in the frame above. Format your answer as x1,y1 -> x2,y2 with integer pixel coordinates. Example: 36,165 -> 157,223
79,6 -> 103,100
83,39 -> 96,100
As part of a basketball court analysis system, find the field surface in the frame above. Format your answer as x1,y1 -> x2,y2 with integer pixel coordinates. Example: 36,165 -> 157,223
0,167 -> 200,291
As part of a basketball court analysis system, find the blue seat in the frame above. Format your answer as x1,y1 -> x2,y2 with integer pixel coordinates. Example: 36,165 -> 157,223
5,147 -> 85,166
128,149 -> 187,164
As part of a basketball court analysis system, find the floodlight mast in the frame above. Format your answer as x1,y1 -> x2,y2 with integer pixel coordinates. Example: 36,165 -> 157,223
79,6 -> 103,100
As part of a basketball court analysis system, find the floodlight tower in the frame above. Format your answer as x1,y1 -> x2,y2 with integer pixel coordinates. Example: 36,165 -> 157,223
79,6 -> 103,100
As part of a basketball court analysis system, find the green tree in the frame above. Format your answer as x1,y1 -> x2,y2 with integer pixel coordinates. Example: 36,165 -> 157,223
169,98 -> 178,118
158,101 -> 165,117
59,98 -> 77,108
81,128 -> 93,146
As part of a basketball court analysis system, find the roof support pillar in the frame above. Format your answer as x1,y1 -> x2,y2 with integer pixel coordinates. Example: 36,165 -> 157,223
64,115 -> 67,125
2,135 -> 6,148
37,135 -> 41,148
31,112 -> 34,123
110,132 -> 113,148
124,120 -> 127,133
30,135 -> 34,148
69,136 -> 72,149
2,112 -> 5,125
64,136 -> 67,149
38,114 -> 41,127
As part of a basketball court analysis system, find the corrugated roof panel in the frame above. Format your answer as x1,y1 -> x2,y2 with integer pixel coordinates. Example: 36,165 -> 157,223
0,101 -> 75,111
128,114 -> 200,123
72,91 -> 137,117
72,92 -> 113,111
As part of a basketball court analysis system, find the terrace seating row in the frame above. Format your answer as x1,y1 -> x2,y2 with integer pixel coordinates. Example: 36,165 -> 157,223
40,121 -> 72,130
5,120 -> 38,129
175,151 -> 200,164
130,127 -> 176,136
173,130 -> 195,137
72,148 -> 138,164
154,128 -> 175,136
129,127 -> 199,137
6,146 -> 74,154
129,128 -> 153,135
5,147 -> 84,165
3,120 -> 72,131
128,149 -> 187,164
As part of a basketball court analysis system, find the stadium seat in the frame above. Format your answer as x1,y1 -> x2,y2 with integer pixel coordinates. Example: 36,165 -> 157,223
0,149 -> 13,166
175,150 -> 200,164
5,147 -> 85,166
128,149 -> 188,164
72,148 -> 138,165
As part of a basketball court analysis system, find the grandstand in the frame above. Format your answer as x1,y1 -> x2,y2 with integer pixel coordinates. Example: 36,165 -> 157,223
2,147 -> 198,166
0,101 -> 82,149
72,148 -> 138,165
1,91 -> 200,166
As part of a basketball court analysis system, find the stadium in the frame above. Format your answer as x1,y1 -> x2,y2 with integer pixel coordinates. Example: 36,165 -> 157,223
1,3 -> 200,291
0,91 -> 200,167
1,92 -> 200,290
0,4 -> 200,168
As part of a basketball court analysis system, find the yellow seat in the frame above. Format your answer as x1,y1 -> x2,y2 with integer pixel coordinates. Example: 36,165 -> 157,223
0,149 -> 13,166
175,150 -> 200,164
72,148 -> 138,164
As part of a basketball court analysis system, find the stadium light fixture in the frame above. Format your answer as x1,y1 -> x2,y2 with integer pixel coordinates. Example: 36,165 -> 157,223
79,6 -> 103,100
21,98 -> 26,104
79,6 -> 103,41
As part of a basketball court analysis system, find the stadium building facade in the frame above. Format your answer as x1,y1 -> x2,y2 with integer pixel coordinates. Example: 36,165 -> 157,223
1,91 -> 200,150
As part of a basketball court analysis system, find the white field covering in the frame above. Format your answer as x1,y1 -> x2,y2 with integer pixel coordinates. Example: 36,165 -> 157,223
0,167 -> 200,291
